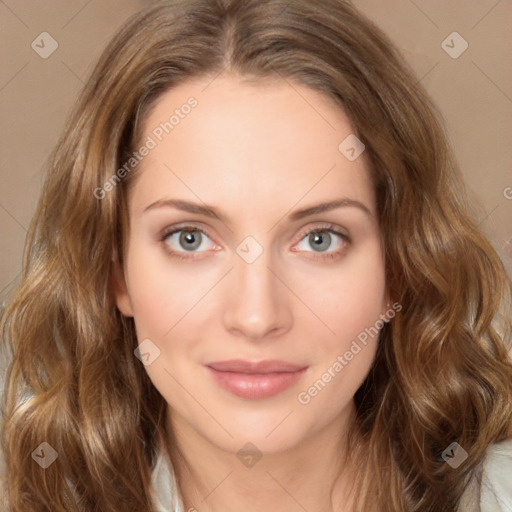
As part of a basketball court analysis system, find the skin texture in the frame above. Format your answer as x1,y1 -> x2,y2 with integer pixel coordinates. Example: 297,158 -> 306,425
114,74 -> 390,512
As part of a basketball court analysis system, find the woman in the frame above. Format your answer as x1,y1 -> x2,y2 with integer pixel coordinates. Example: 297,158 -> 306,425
1,1 -> 511,510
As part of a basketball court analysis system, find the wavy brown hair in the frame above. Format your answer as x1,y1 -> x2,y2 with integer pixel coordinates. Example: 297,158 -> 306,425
1,0 -> 512,510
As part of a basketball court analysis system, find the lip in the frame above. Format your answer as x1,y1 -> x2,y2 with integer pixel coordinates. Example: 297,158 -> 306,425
206,359 -> 308,400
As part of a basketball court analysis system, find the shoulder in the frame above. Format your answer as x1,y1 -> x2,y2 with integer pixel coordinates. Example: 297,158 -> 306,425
479,437 -> 512,511
0,444 -> 184,512
459,437 -> 512,512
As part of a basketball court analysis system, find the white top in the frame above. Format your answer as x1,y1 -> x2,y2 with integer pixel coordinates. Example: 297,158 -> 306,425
150,438 -> 512,512
1,437 -> 511,510
456,438 -> 512,512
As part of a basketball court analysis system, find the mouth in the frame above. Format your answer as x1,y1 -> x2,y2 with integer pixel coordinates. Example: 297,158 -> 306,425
205,359 -> 308,400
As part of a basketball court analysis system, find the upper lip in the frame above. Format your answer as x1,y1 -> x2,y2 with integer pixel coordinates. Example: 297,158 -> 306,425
206,359 -> 307,374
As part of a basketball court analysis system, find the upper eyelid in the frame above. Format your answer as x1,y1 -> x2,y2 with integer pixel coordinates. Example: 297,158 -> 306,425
160,222 -> 215,242
296,223 -> 349,239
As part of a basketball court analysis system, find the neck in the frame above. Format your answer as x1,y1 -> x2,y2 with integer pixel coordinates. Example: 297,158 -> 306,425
166,402 -> 360,512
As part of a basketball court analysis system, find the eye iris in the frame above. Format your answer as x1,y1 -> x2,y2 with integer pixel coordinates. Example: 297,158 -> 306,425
179,231 -> 202,251
309,231 -> 331,252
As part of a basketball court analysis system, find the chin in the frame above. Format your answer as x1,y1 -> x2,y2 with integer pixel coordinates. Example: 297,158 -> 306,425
196,404 -> 320,455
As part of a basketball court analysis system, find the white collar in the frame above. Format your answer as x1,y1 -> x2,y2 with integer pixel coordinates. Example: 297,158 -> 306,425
150,449 -> 184,512
151,439 -> 512,512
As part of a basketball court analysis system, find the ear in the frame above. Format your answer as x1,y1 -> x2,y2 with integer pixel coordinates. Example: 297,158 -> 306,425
111,259 -> 134,317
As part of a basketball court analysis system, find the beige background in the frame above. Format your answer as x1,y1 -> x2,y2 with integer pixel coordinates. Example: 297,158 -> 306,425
0,0 -> 511,308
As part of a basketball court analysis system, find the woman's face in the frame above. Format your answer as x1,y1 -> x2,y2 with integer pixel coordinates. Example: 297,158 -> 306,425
114,74 -> 389,455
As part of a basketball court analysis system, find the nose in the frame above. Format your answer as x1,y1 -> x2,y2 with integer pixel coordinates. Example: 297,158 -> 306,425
222,244 -> 292,342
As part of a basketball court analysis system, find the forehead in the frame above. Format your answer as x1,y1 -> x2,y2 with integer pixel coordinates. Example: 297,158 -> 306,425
130,74 -> 376,218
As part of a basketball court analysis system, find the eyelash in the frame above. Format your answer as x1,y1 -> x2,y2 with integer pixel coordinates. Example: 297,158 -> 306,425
159,223 -> 351,262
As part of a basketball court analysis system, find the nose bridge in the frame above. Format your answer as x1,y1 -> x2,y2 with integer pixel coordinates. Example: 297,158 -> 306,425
222,237 -> 291,340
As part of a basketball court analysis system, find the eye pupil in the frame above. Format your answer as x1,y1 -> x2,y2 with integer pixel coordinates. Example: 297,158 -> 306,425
309,231 -> 331,252
180,231 -> 202,251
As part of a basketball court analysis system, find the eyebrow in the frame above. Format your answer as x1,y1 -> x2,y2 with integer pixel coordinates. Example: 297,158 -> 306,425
142,197 -> 373,222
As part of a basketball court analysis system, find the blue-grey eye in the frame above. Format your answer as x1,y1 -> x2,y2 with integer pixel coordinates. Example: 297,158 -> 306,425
163,229 -> 215,253
296,230 -> 346,253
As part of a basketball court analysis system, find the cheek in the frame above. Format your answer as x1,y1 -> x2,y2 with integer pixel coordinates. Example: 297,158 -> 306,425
129,272 -> 171,335
296,258 -> 385,411
125,243 -> 206,335
306,244 -> 387,344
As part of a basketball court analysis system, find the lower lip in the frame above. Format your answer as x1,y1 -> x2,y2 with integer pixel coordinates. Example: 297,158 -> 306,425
206,367 -> 307,400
